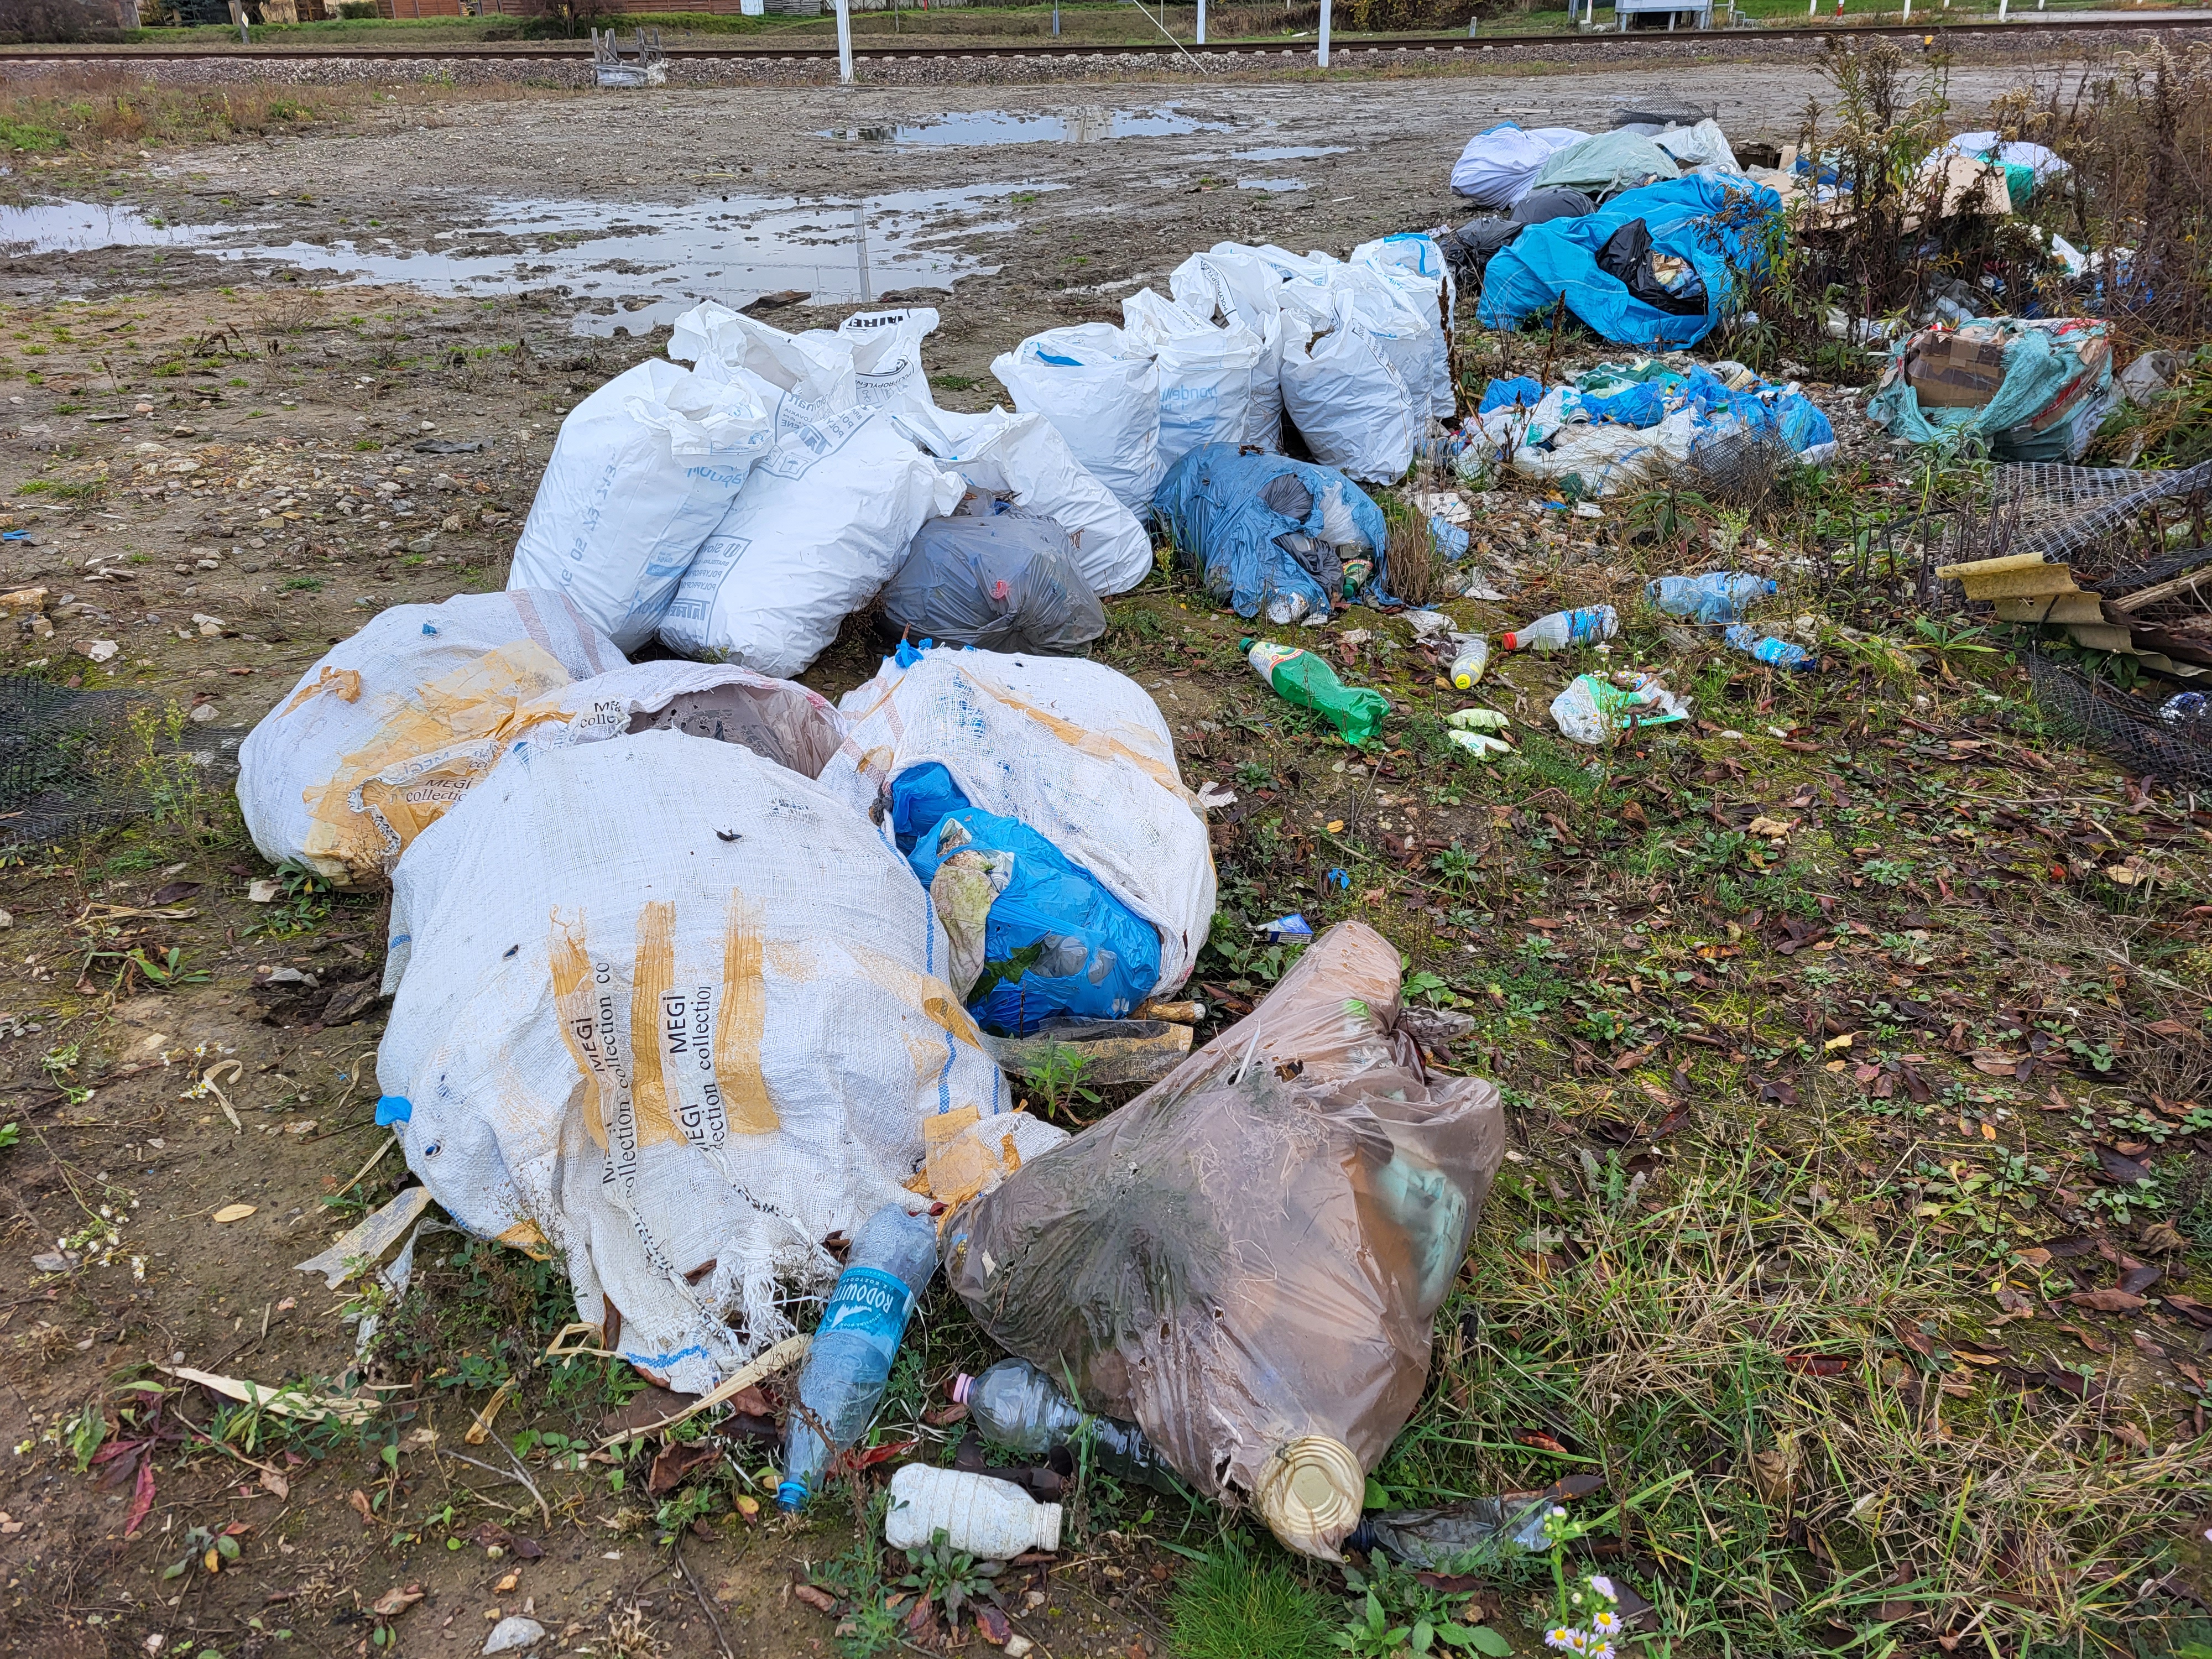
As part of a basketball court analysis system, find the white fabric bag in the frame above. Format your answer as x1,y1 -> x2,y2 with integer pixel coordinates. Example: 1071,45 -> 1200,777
507,360 -> 773,653
899,406 -> 1154,596
1279,287 -> 1421,483
1168,248 -> 1291,452
1121,288 -> 1271,469
333,662 -> 847,885
1351,234 -> 1457,420
236,591 -> 623,886
1449,123 -> 1589,206
375,729 -> 1008,1394
990,324 -> 1164,514
817,646 -> 1216,992
669,299 -> 857,440
660,405 -> 962,677
837,307 -> 940,415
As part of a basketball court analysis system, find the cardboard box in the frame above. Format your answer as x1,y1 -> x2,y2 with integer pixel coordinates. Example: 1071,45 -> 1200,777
1906,333 -> 2007,409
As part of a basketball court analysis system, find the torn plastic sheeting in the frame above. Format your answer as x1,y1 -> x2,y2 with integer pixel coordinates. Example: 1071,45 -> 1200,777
321,660 -> 844,883
295,1183 -> 436,1288
1152,444 -> 1391,624
1529,129 -> 1682,201
1477,174 -> 1781,349
881,509 -> 1105,656
374,729 -> 1009,1394
1867,319 -> 2112,463
944,921 -> 1505,1561
1449,122 -> 1589,208
817,646 -> 1215,994
236,591 -> 624,887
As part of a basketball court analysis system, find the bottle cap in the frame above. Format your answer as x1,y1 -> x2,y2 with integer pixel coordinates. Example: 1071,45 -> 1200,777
951,1373 -> 974,1405
1253,1436 -> 1364,1562
1500,632 -> 1520,651
776,1479 -> 808,1513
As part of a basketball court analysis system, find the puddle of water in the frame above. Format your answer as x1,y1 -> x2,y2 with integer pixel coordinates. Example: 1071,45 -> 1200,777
1232,145 -> 1350,161
0,200 -> 244,253
1,189 -> 1050,337
817,104 -> 1235,147
1237,178 -> 1308,192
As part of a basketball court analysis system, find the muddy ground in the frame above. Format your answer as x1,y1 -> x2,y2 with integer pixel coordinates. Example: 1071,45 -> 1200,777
0,52 -> 2207,1659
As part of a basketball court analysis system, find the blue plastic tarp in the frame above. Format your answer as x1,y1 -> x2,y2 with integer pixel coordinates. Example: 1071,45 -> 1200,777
1476,174 -> 1782,348
898,780 -> 1161,1034
1151,444 -> 1392,623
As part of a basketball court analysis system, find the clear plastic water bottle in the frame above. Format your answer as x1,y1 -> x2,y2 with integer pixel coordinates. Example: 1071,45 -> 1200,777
1500,605 -> 1618,653
953,1359 -> 1178,1492
778,1204 -> 940,1512
1448,634 -> 1490,690
1645,572 -> 1776,626
1723,623 -> 1815,672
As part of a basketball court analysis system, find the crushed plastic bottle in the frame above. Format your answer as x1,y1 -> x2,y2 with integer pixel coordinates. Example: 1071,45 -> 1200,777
2159,692 -> 2211,725
1500,606 -> 1618,653
1345,1496 -> 1553,1567
884,1463 -> 1063,1557
1644,572 -> 1777,627
1244,638 -> 1390,745
953,1359 -> 1178,1491
778,1204 -> 939,1512
1723,624 -> 1815,672
1448,635 -> 1490,691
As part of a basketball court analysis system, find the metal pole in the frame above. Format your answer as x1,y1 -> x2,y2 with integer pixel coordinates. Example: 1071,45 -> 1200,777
1317,0 -> 1329,65
835,0 -> 853,83
854,204 -> 872,302
1996,0 -> 2006,19
1052,0 -> 1058,32
1197,0 -> 1204,43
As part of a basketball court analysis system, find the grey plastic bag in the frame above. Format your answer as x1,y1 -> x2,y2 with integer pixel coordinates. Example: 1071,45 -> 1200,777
882,509 -> 1105,655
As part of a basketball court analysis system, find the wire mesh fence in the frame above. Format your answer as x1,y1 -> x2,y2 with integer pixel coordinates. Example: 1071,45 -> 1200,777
0,676 -> 242,851
2025,648 -> 2212,788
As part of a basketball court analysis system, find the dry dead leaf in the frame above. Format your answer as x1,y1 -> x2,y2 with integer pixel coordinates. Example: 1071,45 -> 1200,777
212,1204 -> 256,1224
371,1584 -> 424,1618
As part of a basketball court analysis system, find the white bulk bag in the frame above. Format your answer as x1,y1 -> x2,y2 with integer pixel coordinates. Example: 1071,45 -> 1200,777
1653,119 -> 1740,175
1449,123 -> 1590,207
669,299 -> 857,439
1280,288 -> 1421,483
900,406 -> 1154,597
1351,233 -> 1457,420
837,307 -> 940,415
817,646 -> 1215,991
1121,288 -> 1271,469
989,324 -> 1164,514
236,590 -> 623,885
374,730 -> 1009,1394
335,661 -> 848,887
659,406 -> 962,677
1168,247 -> 1291,452
507,361 -> 773,652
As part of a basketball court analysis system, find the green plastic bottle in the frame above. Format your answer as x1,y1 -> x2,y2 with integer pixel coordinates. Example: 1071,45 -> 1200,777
1244,638 -> 1389,745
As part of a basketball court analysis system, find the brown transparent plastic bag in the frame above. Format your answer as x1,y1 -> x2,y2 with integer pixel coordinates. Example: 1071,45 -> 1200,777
945,922 -> 1504,1560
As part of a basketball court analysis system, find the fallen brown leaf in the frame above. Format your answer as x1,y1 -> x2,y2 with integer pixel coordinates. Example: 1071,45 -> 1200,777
2069,1288 -> 2147,1314
370,1585 -> 424,1619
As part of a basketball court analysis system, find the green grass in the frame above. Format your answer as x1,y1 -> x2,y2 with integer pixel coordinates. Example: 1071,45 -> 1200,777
279,575 -> 324,592
1169,1538 -> 1334,1659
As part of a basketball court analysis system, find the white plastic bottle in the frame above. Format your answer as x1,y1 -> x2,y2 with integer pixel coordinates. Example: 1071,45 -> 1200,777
1448,634 -> 1490,690
884,1463 -> 1063,1557
1500,605 -> 1618,653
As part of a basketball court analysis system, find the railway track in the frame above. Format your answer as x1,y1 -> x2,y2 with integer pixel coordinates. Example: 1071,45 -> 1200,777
0,11 -> 2204,62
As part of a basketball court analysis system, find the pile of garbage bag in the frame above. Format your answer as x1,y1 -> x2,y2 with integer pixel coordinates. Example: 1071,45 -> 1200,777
1478,174 -> 1781,348
1867,317 -> 2112,462
1442,357 -> 1836,497
946,921 -> 1504,1559
1152,444 -> 1393,624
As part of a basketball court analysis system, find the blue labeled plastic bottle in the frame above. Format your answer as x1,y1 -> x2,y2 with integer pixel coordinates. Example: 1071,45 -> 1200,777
1645,572 -> 1777,626
778,1203 -> 939,1512
1723,624 -> 1815,672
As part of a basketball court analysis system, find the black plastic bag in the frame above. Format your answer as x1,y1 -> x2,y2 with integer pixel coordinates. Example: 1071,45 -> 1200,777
1594,218 -> 1709,319
881,508 -> 1105,655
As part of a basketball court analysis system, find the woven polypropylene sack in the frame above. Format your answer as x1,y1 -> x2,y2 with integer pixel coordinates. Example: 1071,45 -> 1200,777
507,359 -> 773,651
817,646 -> 1215,992
334,661 -> 848,879
669,299 -> 858,440
236,591 -> 623,886
659,407 -> 963,678
1121,288 -> 1272,469
375,729 -> 1010,1392
990,325 -> 1164,515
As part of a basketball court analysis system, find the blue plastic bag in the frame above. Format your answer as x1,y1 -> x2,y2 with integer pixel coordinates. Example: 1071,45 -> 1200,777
1151,444 -> 1391,623
905,802 -> 1161,1035
1479,375 -> 1545,414
1477,174 -> 1781,348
